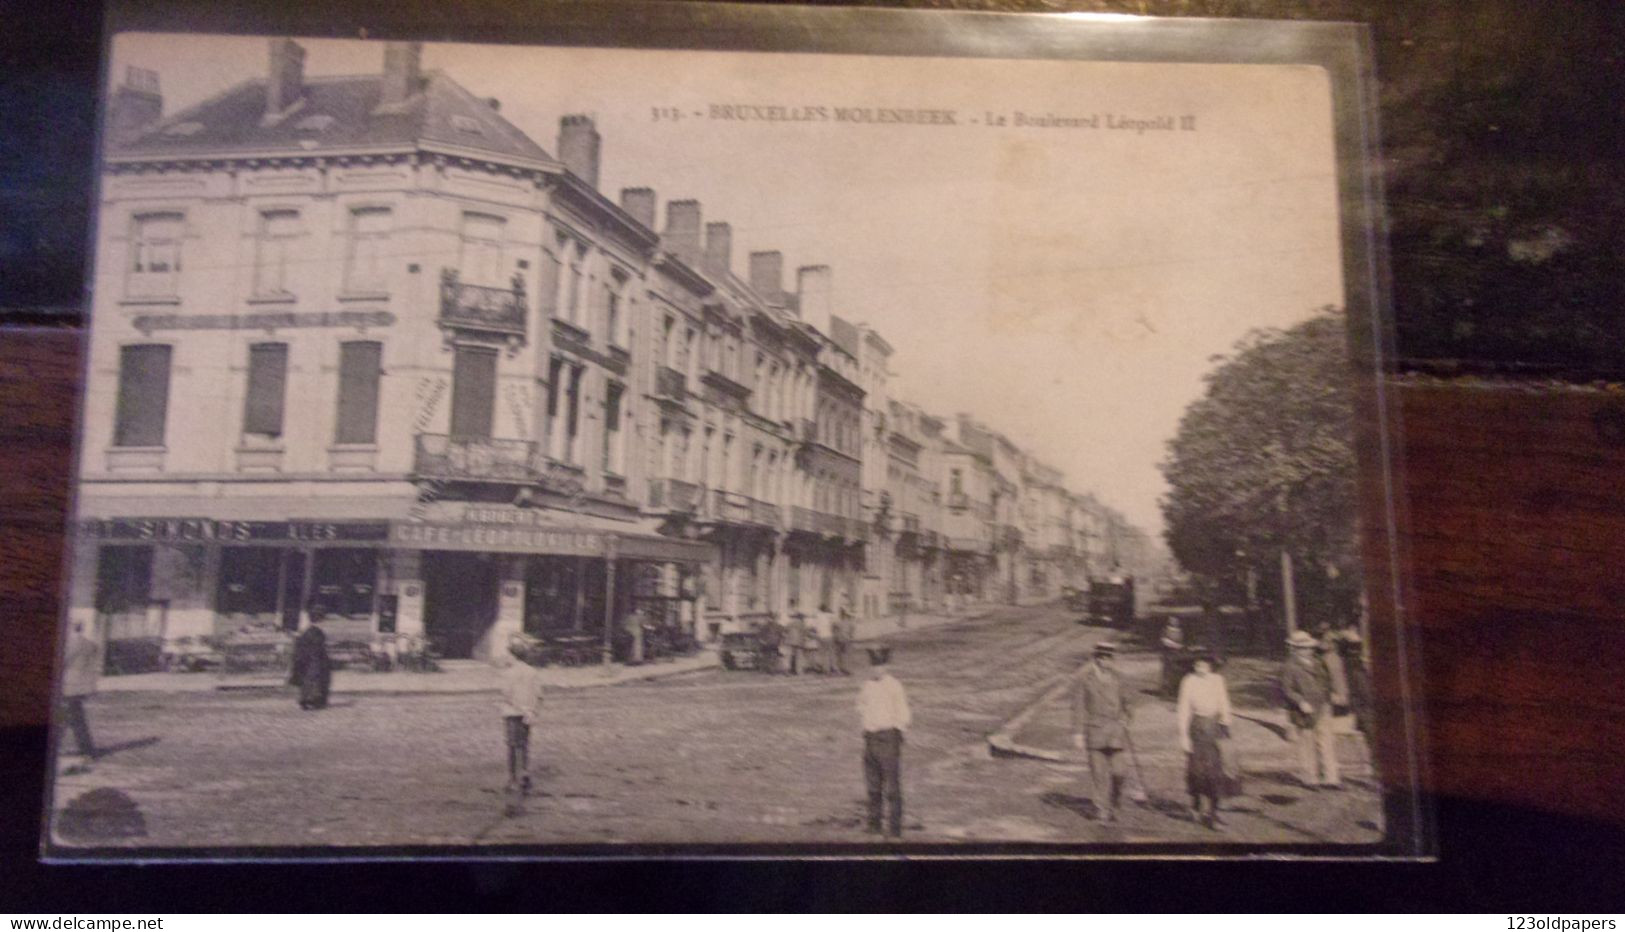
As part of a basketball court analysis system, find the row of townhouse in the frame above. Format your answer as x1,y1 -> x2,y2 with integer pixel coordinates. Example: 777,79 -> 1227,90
70,40 -> 1141,668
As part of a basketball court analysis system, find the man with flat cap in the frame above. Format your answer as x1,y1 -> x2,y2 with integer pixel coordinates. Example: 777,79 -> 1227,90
857,645 -> 911,838
1072,640 -> 1133,823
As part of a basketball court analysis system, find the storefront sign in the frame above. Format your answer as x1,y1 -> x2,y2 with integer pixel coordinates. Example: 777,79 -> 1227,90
391,522 -> 607,555
131,310 -> 396,333
78,518 -> 390,543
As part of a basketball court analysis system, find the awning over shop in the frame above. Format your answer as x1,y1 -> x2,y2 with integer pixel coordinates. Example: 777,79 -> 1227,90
77,506 -> 716,564
390,520 -> 713,563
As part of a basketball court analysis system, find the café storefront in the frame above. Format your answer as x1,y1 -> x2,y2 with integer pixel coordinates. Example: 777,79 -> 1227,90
72,508 -> 715,669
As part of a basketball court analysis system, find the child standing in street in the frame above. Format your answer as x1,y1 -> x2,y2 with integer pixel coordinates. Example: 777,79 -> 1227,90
499,643 -> 546,795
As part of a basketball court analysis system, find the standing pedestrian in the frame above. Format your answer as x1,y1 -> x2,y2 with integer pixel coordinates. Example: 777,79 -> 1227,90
289,619 -> 332,711
857,645 -> 911,838
1281,629 -> 1340,788
1319,624 -> 1350,718
1177,653 -> 1235,829
1072,641 -> 1133,823
784,609 -> 807,676
59,621 -> 101,763
831,604 -> 854,676
812,603 -> 837,675
1159,617 -> 1186,697
499,642 -> 546,795
621,604 -> 647,665
1338,626 -> 1374,756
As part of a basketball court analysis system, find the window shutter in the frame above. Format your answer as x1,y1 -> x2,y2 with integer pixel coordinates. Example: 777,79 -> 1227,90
114,344 -> 172,447
335,342 -> 382,445
449,345 -> 498,440
243,343 -> 288,437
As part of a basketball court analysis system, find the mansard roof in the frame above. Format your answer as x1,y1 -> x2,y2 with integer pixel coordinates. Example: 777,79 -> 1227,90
112,71 -> 554,167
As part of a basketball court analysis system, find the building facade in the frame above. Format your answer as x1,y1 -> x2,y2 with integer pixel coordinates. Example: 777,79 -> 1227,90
70,39 -> 1149,672
74,42 -> 711,668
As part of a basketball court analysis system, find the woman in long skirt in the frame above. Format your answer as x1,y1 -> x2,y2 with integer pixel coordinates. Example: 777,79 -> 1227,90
289,621 -> 332,710
1177,654 -> 1235,829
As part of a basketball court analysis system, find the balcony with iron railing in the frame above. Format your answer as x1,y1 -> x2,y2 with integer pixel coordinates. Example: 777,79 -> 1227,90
439,268 -> 527,342
710,489 -> 754,525
414,434 -> 535,482
750,497 -> 782,528
648,477 -> 702,514
847,516 -> 870,542
654,365 -> 687,402
790,505 -> 822,535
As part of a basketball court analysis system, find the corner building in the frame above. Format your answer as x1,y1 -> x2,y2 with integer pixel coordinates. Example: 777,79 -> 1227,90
71,42 -> 712,668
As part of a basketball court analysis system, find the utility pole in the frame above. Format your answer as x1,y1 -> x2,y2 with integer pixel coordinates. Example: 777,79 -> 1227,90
601,535 -> 619,668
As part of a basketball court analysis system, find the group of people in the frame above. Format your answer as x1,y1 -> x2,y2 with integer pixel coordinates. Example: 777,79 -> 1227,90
1069,637 -> 1240,830
496,623 -> 913,839
757,604 -> 857,676
1282,623 -> 1371,791
1071,620 -> 1372,832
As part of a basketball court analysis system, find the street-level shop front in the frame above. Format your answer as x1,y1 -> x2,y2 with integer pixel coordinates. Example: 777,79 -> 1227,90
71,509 -> 715,671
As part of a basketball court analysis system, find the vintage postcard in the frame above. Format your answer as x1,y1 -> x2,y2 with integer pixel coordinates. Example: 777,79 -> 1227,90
45,5 -> 1422,858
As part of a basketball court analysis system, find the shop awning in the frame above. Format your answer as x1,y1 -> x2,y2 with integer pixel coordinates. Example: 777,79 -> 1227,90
389,519 -> 714,563
75,499 -> 717,564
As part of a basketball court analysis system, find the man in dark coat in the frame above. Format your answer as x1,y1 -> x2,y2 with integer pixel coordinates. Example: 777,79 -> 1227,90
289,621 -> 333,710
1281,629 -> 1339,787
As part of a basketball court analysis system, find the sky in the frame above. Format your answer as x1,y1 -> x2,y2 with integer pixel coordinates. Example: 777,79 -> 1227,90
109,33 -> 1347,539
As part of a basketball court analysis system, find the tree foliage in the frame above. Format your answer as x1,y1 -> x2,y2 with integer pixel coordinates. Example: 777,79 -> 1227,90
1159,309 -> 1357,609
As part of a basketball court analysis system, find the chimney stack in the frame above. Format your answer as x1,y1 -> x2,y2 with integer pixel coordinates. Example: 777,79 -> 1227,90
265,38 -> 306,119
108,65 -> 163,146
664,200 -> 702,262
557,114 -> 602,189
378,42 -> 423,110
620,188 -> 657,230
704,222 -> 732,276
796,265 -> 834,335
749,251 -> 783,300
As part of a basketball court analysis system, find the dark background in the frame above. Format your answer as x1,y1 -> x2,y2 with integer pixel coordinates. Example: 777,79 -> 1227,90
3,0 -> 1624,912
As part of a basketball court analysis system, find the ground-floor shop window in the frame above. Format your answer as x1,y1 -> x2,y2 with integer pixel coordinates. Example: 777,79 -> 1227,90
525,556 -> 585,632
218,547 -> 282,622
94,544 -> 164,674
311,548 -> 377,621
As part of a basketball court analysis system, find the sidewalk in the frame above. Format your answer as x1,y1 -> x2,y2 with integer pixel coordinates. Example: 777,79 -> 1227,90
97,649 -> 720,695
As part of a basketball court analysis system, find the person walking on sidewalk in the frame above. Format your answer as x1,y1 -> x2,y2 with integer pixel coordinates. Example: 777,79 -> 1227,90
858,645 -> 911,838
289,619 -> 332,711
1072,641 -> 1133,823
1177,653 -> 1236,829
1281,629 -> 1341,788
499,642 -> 547,795
59,621 -> 102,763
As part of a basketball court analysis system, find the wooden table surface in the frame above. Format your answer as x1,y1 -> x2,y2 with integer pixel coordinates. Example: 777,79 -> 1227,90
4,324 -> 1624,831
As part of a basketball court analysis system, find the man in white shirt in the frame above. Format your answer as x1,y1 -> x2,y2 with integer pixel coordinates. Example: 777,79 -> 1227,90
857,645 -> 911,837
812,603 -> 837,675
499,643 -> 547,795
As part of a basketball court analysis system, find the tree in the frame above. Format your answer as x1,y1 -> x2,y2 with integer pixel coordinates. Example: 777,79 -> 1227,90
1159,308 -> 1359,622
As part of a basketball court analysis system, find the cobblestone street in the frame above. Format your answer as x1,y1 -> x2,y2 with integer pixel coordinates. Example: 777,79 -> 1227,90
50,604 -> 1382,850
